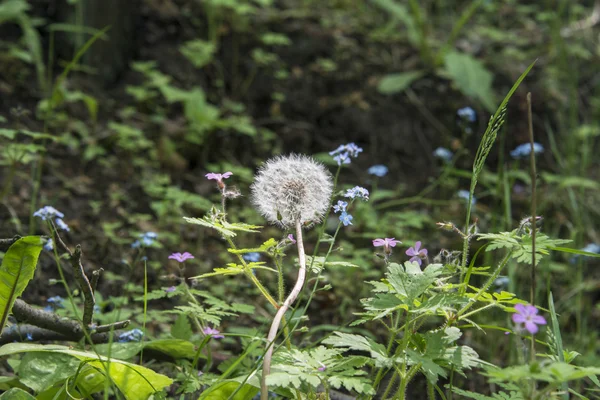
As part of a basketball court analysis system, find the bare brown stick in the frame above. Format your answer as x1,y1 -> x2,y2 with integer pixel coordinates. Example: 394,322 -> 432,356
0,235 -> 22,249
91,268 -> 104,293
0,324 -> 117,345
10,299 -> 129,340
52,226 -> 96,327
261,220 -> 306,400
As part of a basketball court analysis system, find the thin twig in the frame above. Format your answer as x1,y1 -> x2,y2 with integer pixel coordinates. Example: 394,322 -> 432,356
0,235 -> 22,249
91,268 -> 104,294
0,324 -> 116,345
527,92 -> 537,365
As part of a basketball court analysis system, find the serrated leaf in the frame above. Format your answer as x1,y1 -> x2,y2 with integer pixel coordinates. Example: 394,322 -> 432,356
322,332 -> 391,368
0,236 -> 44,335
171,314 -> 193,340
183,216 -> 236,237
386,262 -> 443,305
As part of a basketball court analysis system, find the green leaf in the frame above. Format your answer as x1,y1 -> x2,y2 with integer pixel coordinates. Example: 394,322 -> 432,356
377,71 -> 424,94
322,332 -> 390,368
0,236 -> 44,335
171,314 -> 193,340
444,51 -> 496,112
183,216 -> 236,238
548,292 -> 569,400
0,343 -> 173,400
305,255 -> 360,273
180,39 -> 215,68
387,262 -> 443,305
17,352 -> 80,392
0,388 -> 35,400
549,246 -> 600,258
144,339 -> 196,359
198,381 -> 259,400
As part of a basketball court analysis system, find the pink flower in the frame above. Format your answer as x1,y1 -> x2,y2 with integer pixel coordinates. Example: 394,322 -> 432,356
405,241 -> 428,266
512,304 -> 547,334
206,172 -> 233,189
373,238 -> 401,255
202,326 -> 224,339
288,234 -> 296,244
169,252 -> 195,263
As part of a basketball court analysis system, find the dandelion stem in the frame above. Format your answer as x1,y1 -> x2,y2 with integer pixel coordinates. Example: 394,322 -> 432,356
261,219 -> 306,400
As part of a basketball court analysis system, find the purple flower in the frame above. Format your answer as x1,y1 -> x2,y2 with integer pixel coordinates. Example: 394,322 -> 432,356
512,304 -> 547,334
287,234 -> 296,244
333,152 -> 351,166
33,206 -> 64,221
206,172 -> 233,189
169,252 -> 195,263
373,238 -> 401,255
339,212 -> 353,226
344,186 -> 369,201
405,241 -> 428,266
165,286 -> 176,293
333,200 -> 348,214
118,328 -> 144,343
203,327 -> 224,339
205,172 -> 233,181
318,363 -> 327,372
368,165 -> 388,177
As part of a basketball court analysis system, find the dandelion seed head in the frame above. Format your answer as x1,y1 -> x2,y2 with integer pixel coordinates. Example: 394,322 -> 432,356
251,154 -> 333,229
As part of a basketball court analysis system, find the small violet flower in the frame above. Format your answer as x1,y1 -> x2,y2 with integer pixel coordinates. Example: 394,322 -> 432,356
368,165 -> 388,177
203,327 -> 224,339
339,212 -> 353,226
332,200 -> 348,214
118,328 -> 144,343
287,234 -> 296,244
33,206 -> 64,221
243,252 -> 261,262
373,237 -> 401,255
168,252 -> 195,263
457,107 -> 476,122
510,143 -> 544,159
165,286 -> 176,293
26,332 -> 33,341
344,186 -> 369,201
433,147 -> 453,162
206,171 -> 233,189
512,304 -> 547,334
406,241 -> 428,266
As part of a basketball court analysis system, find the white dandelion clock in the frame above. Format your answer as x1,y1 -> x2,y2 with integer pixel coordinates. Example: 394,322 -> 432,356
251,154 -> 333,229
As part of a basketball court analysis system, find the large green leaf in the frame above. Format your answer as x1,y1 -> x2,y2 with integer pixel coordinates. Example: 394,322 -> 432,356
198,381 -> 259,400
0,343 -> 173,400
17,352 -> 80,392
444,51 -> 496,112
0,236 -> 44,335
0,388 -> 35,400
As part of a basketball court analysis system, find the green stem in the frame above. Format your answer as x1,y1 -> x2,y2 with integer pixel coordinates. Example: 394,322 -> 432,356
456,251 -> 513,319
371,314 -> 401,393
0,162 -> 17,202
